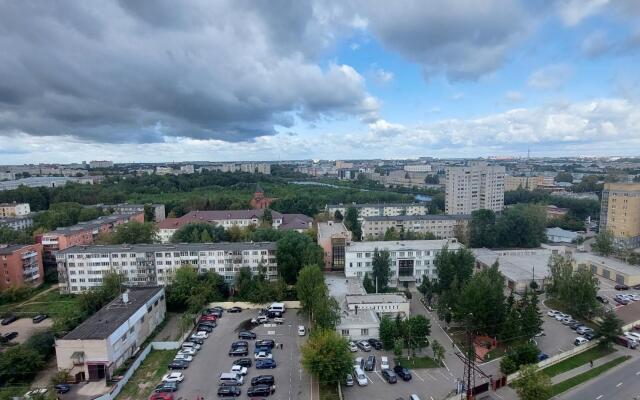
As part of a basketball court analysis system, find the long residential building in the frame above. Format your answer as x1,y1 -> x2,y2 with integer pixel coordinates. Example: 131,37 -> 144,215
445,161 -> 505,215
600,183 -> 640,248
0,244 -> 44,290
55,242 -> 278,294
0,214 -> 34,230
0,176 -> 96,191
95,203 -> 166,222
326,203 -> 429,219
362,214 -> 471,240
344,239 -> 462,286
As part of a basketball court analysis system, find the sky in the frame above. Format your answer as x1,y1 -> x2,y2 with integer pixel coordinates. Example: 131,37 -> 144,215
1,0 -> 640,164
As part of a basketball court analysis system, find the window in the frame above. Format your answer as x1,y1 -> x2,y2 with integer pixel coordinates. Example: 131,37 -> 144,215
361,328 -> 369,336
341,329 -> 349,336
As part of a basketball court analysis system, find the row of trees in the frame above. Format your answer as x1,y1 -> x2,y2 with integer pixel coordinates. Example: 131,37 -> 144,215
505,188 -> 601,220
546,255 -> 600,319
233,267 -> 288,304
0,331 -> 55,385
297,265 -> 340,331
468,205 -> 547,249
379,314 -> 431,356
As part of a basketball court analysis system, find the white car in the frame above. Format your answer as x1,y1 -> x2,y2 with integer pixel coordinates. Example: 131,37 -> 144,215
298,325 -> 306,336
24,389 -> 48,399
173,354 -> 193,362
191,331 -> 209,339
162,372 -> 185,383
631,294 -> 640,301
354,367 -> 368,386
381,356 -> 390,370
624,332 -> 640,343
273,317 -> 284,324
251,315 -> 269,324
231,365 -> 248,376
255,351 -> 273,360
348,341 -> 358,352
547,310 -> 559,317
574,336 -> 589,346
177,348 -> 197,356
554,313 -> 566,321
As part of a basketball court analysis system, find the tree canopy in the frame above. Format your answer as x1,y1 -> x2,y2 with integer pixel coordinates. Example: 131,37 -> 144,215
344,206 -> 362,241
302,330 -> 352,385
547,255 -> 600,319
172,222 -> 229,243
108,221 -> 158,244
468,204 -> 547,248
371,248 -> 392,292
165,265 -> 228,313
276,231 -> 323,284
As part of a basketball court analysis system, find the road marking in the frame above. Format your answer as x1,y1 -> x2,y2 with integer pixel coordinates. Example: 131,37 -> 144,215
430,397 -> 434,400
412,371 -> 425,381
425,371 -> 438,381
442,360 -> 451,372
596,395 -> 603,399
439,370 -> 449,380
374,370 -> 385,382
616,382 -> 623,387
366,374 -> 374,383
495,393 -> 504,399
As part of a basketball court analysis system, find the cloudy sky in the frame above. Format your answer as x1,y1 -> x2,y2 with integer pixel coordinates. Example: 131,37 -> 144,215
1,0 -> 639,163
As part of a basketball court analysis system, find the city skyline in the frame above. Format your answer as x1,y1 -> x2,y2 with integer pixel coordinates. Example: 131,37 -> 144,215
1,1 -> 639,163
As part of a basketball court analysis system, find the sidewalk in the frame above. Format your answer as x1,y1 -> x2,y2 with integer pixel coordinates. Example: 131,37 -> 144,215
550,351 -> 629,384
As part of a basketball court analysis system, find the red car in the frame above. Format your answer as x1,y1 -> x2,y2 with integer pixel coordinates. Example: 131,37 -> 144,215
199,315 -> 217,322
149,393 -> 174,400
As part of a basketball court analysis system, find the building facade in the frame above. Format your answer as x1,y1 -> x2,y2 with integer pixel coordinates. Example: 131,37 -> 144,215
600,183 -> 640,248
0,244 -> 44,290
89,160 -> 114,169
344,239 -> 462,286
55,287 -> 165,382
445,161 -> 505,215
361,214 -> 471,240
250,185 -> 274,209
326,203 -> 429,220
0,214 -> 34,230
98,203 -> 166,222
317,221 -> 352,270
0,202 -> 31,217
55,242 -> 278,294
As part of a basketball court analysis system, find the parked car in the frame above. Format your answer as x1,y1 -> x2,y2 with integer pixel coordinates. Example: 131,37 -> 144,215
537,353 -> 550,361
554,313 -> 567,321
562,317 -> 575,325
149,394 -> 174,400
177,348 -> 196,357
227,306 -> 242,313
576,326 -> 593,335
393,365 -> 412,381
272,317 -> 284,325
615,335 -> 638,349
583,332 -> 596,341
247,385 -> 275,397
251,375 -> 275,386
633,284 -> 640,290
217,386 -> 241,397
1,332 -> 18,342
381,369 -> 397,384
367,338 -> 383,350
196,324 -> 213,333
24,389 -> 48,399
186,337 -> 204,345
365,355 -> 376,371
624,332 -> 640,343
547,310 -> 559,317
574,337 -> 589,346
199,314 -> 217,322
615,284 -> 630,290
231,340 -> 249,349
233,357 -> 253,367
32,314 -> 48,324
381,356 -> 390,370
230,365 -> 248,376
162,372 -> 185,383
345,373 -> 354,386
596,295 -> 609,304
238,330 -> 256,340
154,382 -> 178,393
348,341 -> 358,352
191,331 -> 208,339
298,325 -> 306,336
1,315 -> 17,325
54,384 -> 71,394
256,339 -> 275,348
357,340 -> 372,352
256,359 -> 277,369
353,367 -> 368,386
266,310 -> 282,318
255,351 -> 273,360
168,360 -> 190,370
229,347 -> 249,357
568,322 -> 582,330
210,310 -> 223,318
251,315 -> 269,324
354,357 -> 364,369
198,320 -> 217,328
615,297 -> 630,305
631,294 -> 640,301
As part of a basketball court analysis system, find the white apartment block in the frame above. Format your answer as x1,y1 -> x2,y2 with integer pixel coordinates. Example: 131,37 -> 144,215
362,214 -> 471,240
326,203 -> 428,219
445,161 -> 505,215
0,202 -> 31,217
56,242 -> 277,294
344,239 -> 462,286
0,215 -> 34,230
403,164 -> 432,172
89,160 -> 114,169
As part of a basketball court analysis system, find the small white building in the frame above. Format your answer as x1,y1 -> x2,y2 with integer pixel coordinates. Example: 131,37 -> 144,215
546,227 -> 580,243
345,293 -> 410,318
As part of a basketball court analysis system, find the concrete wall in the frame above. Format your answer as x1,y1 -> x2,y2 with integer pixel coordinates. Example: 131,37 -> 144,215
208,300 -> 301,309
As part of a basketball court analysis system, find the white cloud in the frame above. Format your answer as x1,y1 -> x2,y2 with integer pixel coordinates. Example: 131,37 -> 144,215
557,0 -> 610,26
527,64 -> 573,89
504,91 -> 524,103
369,67 -> 394,84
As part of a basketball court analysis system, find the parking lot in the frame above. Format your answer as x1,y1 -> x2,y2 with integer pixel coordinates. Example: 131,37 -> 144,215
0,317 -> 53,345
173,308 -> 313,400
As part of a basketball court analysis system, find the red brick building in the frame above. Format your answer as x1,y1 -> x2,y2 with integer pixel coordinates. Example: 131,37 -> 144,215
0,243 -> 44,290
249,184 -> 274,209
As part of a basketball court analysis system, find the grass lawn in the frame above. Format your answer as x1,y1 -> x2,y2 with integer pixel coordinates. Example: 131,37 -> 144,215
549,355 -> 631,397
395,355 -> 440,368
319,383 -> 340,400
116,350 -> 177,400
541,346 -> 615,378
14,290 -> 78,317
0,385 -> 29,400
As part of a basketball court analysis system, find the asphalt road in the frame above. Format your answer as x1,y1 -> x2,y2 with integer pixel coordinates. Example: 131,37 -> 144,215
558,355 -> 640,400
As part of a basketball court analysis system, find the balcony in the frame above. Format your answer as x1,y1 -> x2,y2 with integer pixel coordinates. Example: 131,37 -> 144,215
21,251 -> 37,260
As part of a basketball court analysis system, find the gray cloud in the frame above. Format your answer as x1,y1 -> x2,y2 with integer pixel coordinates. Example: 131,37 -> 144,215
0,1 -> 377,144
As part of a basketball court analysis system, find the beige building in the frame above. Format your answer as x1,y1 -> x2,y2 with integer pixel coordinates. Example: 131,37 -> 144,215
445,161 -> 505,215
600,183 -> 640,248
361,214 -> 470,240
505,175 -> 556,191
0,202 -> 30,217
574,252 -> 640,286
55,287 -> 165,382
317,221 -> 352,270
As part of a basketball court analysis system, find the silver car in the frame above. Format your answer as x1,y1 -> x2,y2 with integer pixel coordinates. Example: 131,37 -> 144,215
345,373 -> 354,387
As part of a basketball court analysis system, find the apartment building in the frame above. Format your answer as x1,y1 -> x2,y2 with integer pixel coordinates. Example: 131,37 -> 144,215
600,183 -> 640,248
361,214 -> 471,240
344,239 -> 462,286
0,244 -> 44,290
0,214 -> 34,230
55,287 -> 165,382
0,176 -> 94,191
156,209 -> 311,243
0,202 -> 31,217
39,213 -> 144,270
445,161 -> 505,215
200,162 -> 271,175
55,242 -> 278,294
97,203 -> 166,222
317,221 -> 352,270
88,160 -> 114,169
326,203 -> 428,219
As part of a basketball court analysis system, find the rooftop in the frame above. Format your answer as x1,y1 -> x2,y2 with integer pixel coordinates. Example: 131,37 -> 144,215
279,214 -> 312,231
57,241 -> 277,255
317,221 -> 351,239
346,239 -> 461,252
362,214 -> 471,222
45,214 -> 135,236
346,293 -> 408,305
0,244 -> 35,255
473,248 -> 551,281
327,202 -> 427,209
62,287 -> 164,340
574,252 -> 640,276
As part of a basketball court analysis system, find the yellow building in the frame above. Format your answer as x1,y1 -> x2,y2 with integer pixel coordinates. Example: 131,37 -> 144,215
600,183 -> 640,248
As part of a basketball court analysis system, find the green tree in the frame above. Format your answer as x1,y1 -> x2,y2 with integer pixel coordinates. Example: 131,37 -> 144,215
555,171 -> 574,183
595,312 -> 623,348
371,248 -> 391,292
297,265 -> 326,318
394,338 -> 404,357
143,204 -> 156,222
379,315 -> 398,350
234,267 -> 253,299
261,208 -> 273,226
468,209 -> 497,248
334,210 -> 343,222
0,344 -> 45,383
362,272 -> 375,293
431,339 -> 445,366
516,365 -> 552,400
172,223 -> 229,243
547,255 -> 600,319
593,230 -> 615,256
276,231 -> 323,284
109,221 -> 158,244
383,227 -> 401,240
404,315 -> 431,354
313,295 -> 341,331
501,293 -> 522,342
520,289 -> 543,340
166,265 -> 227,312
301,330 -> 352,385
496,204 -> 547,248
344,206 -> 362,240
418,276 -> 434,305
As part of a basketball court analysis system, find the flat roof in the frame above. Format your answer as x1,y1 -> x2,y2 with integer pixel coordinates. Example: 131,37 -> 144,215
0,244 -> 34,255
327,202 -> 426,209
574,253 -> 640,277
346,239 -> 461,252
615,299 -> 640,325
57,242 -> 277,254
346,293 -> 408,304
362,214 -> 471,222
318,222 -> 350,239
473,248 -> 551,281
46,214 -> 135,235
62,287 -> 163,340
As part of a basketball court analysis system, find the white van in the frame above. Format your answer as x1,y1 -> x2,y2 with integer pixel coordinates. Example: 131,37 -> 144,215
268,303 -> 285,314
574,337 -> 588,346
410,395 -> 422,400
354,367 -> 368,386
298,325 -> 306,336
181,341 -> 200,352
219,372 -> 243,386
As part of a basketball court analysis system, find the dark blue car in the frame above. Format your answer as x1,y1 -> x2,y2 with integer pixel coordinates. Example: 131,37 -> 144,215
55,384 -> 71,394
256,359 -> 277,369
537,353 -> 550,361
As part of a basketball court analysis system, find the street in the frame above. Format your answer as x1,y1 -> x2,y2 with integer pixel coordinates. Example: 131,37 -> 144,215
558,356 -> 640,400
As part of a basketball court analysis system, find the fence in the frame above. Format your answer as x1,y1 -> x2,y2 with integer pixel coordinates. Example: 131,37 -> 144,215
208,300 -> 301,309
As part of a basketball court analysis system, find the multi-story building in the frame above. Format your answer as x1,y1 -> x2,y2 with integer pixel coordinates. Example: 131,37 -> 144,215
600,183 -> 640,248
39,213 -> 144,271
97,203 -> 165,222
361,214 -> 471,240
403,164 -> 431,172
0,244 -> 44,290
180,164 -> 195,174
344,239 -> 462,286
326,203 -> 429,220
505,175 -> 556,191
0,202 -> 31,217
156,209 -> 311,243
55,242 -> 278,294
445,161 -> 505,215
88,160 -> 114,169
317,221 -> 352,270
0,171 -> 15,181
0,176 -> 94,191
55,287 -> 165,382
0,214 -> 34,230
